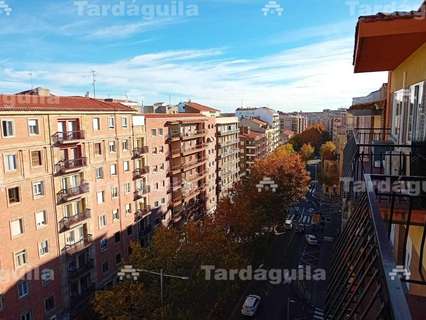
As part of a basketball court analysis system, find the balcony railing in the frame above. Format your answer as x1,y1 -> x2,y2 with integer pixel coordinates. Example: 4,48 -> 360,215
133,167 -> 150,180
325,174 -> 426,320
218,129 -> 239,136
57,182 -> 89,204
134,186 -> 151,200
53,131 -> 85,144
135,206 -> 151,222
68,259 -> 94,279
181,143 -> 207,155
343,128 -> 418,183
181,129 -> 206,140
59,209 -> 91,232
55,158 -> 87,175
132,146 -> 149,158
64,234 -> 93,255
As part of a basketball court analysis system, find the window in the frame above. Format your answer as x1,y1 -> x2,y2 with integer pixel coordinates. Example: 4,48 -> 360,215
123,161 -> 130,172
158,128 -> 163,135
94,143 -> 102,155
109,141 -> 116,153
111,186 -> 118,198
32,181 -> 44,197
2,120 -> 14,137
96,167 -> 104,179
17,280 -> 29,298
28,119 -> 39,135
154,201 -> 159,207
102,261 -> 109,273
5,154 -> 17,171
159,146 -> 164,153
112,209 -> 119,220
108,117 -> 115,128
122,139 -> 129,151
44,296 -> 55,312
114,232 -> 121,243
124,183 -> 131,193
153,147 -> 158,154
93,117 -> 100,130
153,165 -> 158,172
99,215 -> 107,229
97,191 -> 105,204
100,239 -> 108,251
161,198 -> 166,204
15,250 -> 27,267
31,151 -> 42,167
39,240 -> 49,256
122,116 -> 128,128
0,293 -> 4,311
20,311 -> 32,320
155,182 -> 159,190
160,163 -> 164,170
125,203 -> 131,215
116,253 -> 122,264
151,129 -> 157,136
127,225 -> 133,235
8,187 -> 20,204
110,164 -> 117,175
11,218 -> 24,237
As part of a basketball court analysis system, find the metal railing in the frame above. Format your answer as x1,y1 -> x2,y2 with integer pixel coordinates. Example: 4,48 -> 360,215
64,234 -> 93,254
133,146 -> 149,158
218,129 -> 239,136
134,186 -> 150,200
68,259 -> 94,279
53,130 -> 85,144
57,182 -> 89,203
135,206 -> 151,222
59,209 -> 91,232
133,167 -> 150,179
55,158 -> 87,175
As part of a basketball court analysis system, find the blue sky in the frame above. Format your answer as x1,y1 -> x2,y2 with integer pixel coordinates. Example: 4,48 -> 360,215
0,0 -> 421,111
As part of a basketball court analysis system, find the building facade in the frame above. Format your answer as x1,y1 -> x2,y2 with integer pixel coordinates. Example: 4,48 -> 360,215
0,91 -> 145,320
239,128 -> 268,176
278,112 -> 308,135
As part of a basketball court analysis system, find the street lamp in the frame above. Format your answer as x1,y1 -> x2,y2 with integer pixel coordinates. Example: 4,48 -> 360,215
118,266 -> 189,319
287,298 -> 296,320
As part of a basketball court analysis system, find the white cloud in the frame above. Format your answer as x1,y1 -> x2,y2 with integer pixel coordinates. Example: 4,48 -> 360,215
0,37 -> 386,112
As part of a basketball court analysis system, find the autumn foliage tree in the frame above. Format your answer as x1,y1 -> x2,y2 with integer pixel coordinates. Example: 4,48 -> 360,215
300,143 -> 315,162
289,124 -> 331,153
92,144 -> 310,320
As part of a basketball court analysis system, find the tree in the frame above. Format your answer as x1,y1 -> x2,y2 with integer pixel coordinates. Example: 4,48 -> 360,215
289,124 -> 331,153
300,143 -> 315,161
320,141 -> 337,160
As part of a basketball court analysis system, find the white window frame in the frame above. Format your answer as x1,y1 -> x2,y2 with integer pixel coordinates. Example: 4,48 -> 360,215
123,161 -> 130,172
109,141 -> 116,153
32,181 -> 45,197
28,119 -> 40,135
97,191 -> 105,204
4,153 -> 17,171
100,239 -> 108,251
10,218 -> 24,238
35,210 -> 47,229
121,116 -> 128,128
108,116 -> 115,129
2,119 -> 15,137
92,117 -> 101,131
15,249 -> 28,268
18,280 -> 29,298
96,167 -> 104,179
39,240 -> 49,256
110,164 -> 117,176
112,209 -> 120,221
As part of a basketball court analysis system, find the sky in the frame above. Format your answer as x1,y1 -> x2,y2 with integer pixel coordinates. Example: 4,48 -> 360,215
0,0 -> 421,112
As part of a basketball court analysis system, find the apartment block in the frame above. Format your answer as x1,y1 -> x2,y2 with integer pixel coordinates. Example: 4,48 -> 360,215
236,107 -> 280,152
0,90 -> 146,320
278,112 -> 308,135
144,113 -> 217,226
329,2 -> 426,319
239,128 -> 268,176
216,115 -> 240,199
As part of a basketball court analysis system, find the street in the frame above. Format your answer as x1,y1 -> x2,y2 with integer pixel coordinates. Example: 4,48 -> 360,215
228,182 -> 341,320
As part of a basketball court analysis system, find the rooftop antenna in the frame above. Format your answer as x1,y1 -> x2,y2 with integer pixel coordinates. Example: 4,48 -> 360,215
91,70 -> 96,98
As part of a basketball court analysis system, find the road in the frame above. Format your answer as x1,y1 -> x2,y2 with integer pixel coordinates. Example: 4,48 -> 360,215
229,183 -> 321,320
228,182 -> 341,320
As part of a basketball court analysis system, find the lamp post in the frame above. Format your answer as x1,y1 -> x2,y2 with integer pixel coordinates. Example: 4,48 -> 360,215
118,266 -> 189,319
287,298 -> 296,320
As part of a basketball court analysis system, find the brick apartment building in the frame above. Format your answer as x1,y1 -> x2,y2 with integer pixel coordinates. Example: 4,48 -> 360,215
239,128 -> 268,176
0,90 -> 146,319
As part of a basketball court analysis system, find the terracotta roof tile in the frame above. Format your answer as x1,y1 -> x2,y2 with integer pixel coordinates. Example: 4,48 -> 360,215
185,102 -> 219,112
0,95 -> 134,112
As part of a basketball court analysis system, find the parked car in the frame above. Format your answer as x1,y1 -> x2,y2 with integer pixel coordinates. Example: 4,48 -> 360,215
284,219 -> 293,230
241,295 -> 261,317
305,234 -> 319,245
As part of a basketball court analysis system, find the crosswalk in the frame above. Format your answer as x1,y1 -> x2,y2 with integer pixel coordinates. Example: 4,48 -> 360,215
287,213 -> 313,225
312,307 -> 325,320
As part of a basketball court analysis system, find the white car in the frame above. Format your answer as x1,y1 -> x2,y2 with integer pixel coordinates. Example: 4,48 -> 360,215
305,234 -> 319,245
284,219 -> 293,230
241,294 -> 261,317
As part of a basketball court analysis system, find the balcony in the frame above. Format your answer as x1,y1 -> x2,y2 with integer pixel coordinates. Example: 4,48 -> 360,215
134,186 -> 150,200
133,167 -> 150,180
181,143 -> 207,156
55,158 -> 87,175
182,157 -> 207,171
57,182 -> 89,204
132,146 -> 149,159
218,139 -> 239,148
53,131 -> 85,145
68,259 -> 94,279
59,209 -> 91,232
325,174 -> 426,320
218,129 -> 239,136
135,206 -> 151,222
181,129 -> 206,140
64,234 -> 93,255
70,283 -> 95,306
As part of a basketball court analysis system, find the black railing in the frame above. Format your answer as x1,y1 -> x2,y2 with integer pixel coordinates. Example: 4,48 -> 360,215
132,146 -> 149,158
53,130 -> 85,144
133,167 -> 150,179
325,174 -> 422,320
55,158 -> 87,175
68,259 -> 94,279
64,234 -> 93,254
135,206 -> 151,222
57,182 -> 89,203
134,186 -> 150,200
59,209 -> 91,232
